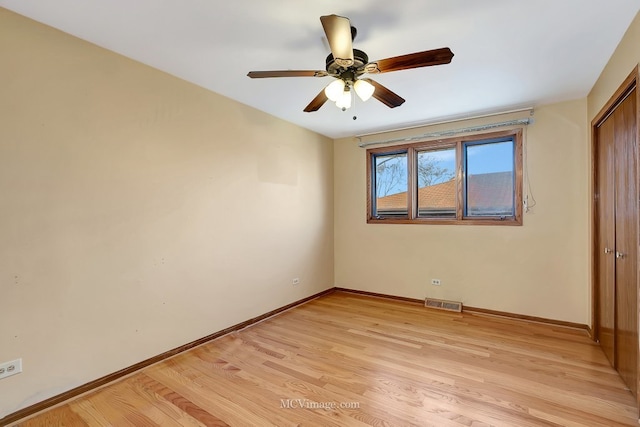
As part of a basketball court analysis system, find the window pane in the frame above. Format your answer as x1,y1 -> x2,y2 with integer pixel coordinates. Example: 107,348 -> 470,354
374,152 -> 408,217
417,148 -> 456,218
465,140 -> 514,217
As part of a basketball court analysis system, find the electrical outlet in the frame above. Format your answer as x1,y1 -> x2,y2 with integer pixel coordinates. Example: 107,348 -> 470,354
292,278 -> 300,286
431,279 -> 441,286
0,358 -> 22,380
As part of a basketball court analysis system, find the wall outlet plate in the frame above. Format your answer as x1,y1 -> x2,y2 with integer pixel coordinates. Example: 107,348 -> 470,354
431,279 -> 441,286
0,358 -> 22,380
292,278 -> 300,286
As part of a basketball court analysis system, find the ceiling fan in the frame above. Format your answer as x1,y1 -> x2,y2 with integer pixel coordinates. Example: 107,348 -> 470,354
247,14 -> 454,112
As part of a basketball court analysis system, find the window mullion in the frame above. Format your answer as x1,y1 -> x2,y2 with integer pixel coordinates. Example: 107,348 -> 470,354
408,147 -> 416,220
456,140 -> 464,220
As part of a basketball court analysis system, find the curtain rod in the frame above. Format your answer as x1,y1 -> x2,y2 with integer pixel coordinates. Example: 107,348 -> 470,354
357,117 -> 533,148
356,107 -> 534,139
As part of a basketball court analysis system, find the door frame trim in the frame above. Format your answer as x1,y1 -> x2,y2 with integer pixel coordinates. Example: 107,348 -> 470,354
592,68 -> 639,127
590,65 -> 639,406
591,67 -> 638,339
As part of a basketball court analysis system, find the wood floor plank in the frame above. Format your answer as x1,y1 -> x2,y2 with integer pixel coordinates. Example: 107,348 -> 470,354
13,291 -> 639,426
18,404 -> 89,427
68,400 -> 114,426
131,374 -> 226,426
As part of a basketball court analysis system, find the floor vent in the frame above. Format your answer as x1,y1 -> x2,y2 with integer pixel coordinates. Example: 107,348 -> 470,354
424,298 -> 463,313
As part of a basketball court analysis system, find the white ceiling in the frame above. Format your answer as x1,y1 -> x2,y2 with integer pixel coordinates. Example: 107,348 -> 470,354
2,1 -> 639,139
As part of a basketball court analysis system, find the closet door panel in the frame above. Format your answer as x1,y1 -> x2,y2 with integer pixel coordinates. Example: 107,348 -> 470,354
613,88 -> 638,396
596,116 -> 616,366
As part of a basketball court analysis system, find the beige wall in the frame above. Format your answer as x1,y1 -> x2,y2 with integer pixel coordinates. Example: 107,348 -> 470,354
588,12 -> 640,121
0,9 -> 334,417
335,99 -> 590,324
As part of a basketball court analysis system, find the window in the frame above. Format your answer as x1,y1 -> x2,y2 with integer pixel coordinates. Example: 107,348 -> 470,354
374,151 -> 408,217
367,129 -> 522,225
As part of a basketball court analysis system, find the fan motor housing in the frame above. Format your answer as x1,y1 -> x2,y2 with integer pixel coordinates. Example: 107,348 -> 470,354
325,49 -> 369,76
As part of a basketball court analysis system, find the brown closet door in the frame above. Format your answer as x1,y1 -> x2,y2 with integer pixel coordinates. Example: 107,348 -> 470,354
596,115 -> 616,366
614,87 -> 638,396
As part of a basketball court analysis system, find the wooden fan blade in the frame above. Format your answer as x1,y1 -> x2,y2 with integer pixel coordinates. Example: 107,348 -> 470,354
361,78 -> 405,108
320,15 -> 354,68
303,89 -> 329,112
247,70 -> 328,78
368,47 -> 454,74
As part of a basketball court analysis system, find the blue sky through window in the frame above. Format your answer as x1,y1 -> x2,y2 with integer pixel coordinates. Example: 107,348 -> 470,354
466,141 -> 513,174
375,139 -> 514,197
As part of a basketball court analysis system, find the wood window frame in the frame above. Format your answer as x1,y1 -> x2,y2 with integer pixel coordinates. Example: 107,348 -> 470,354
366,128 -> 523,226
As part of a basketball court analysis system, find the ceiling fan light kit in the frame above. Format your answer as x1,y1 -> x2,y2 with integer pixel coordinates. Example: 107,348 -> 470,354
335,86 -> 352,110
325,79 -> 345,102
247,14 -> 454,113
354,79 -> 375,102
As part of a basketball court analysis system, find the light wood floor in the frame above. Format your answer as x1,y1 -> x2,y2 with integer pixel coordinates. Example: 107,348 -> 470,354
13,292 -> 639,426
